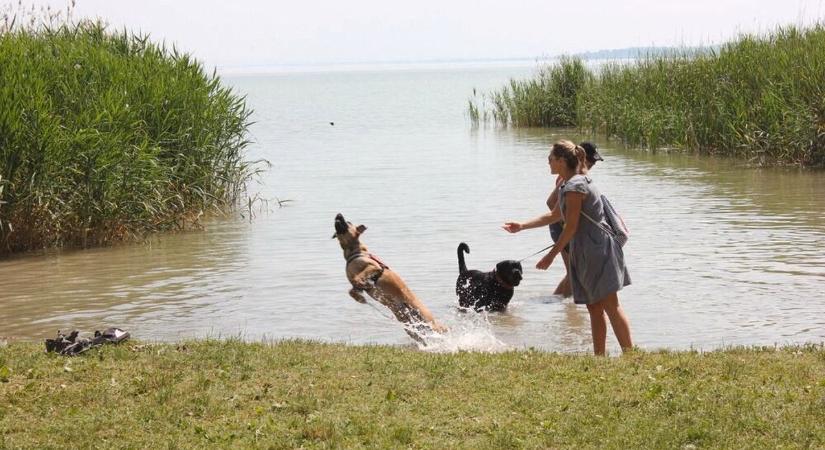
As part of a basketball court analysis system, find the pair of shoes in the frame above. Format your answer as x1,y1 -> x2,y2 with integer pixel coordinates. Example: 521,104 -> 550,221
44,328 -> 130,356
91,328 -> 130,346
45,330 -> 88,355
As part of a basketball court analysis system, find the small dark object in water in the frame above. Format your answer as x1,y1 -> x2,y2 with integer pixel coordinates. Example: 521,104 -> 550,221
45,328 -> 130,356
329,122 -> 334,126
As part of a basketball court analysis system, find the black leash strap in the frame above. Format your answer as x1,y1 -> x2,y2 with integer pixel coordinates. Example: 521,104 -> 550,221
519,243 -> 555,262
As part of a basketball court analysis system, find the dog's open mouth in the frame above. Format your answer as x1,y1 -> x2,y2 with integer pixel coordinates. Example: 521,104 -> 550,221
333,213 -> 348,237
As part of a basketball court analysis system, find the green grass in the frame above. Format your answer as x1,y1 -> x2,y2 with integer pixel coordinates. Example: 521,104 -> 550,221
2,340 -> 824,448
471,24 -> 825,166
0,21 -> 256,255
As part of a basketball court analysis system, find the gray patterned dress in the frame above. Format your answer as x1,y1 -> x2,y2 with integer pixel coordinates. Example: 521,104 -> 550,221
559,175 -> 631,305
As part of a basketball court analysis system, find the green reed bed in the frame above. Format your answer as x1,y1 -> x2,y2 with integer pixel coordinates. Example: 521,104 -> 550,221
469,56 -> 591,127
471,24 -> 825,166
0,22 -> 254,255
1,340 -> 824,448
583,25 -> 825,165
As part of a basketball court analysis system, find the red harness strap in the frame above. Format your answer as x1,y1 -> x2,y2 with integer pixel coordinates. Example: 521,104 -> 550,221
366,253 -> 390,270
347,251 -> 390,270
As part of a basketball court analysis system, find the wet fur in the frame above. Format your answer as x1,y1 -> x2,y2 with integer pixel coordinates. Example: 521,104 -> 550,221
333,213 -> 446,341
456,242 -> 523,312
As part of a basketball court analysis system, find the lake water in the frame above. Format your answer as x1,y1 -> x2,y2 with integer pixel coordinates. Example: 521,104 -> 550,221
2,61 -> 824,354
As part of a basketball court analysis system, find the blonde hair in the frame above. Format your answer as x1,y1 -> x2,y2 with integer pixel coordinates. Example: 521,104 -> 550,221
551,140 -> 586,172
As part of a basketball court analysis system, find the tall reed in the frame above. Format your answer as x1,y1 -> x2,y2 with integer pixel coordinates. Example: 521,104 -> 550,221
472,24 -> 825,166
582,25 -> 825,165
469,56 -> 591,127
0,21 -> 256,255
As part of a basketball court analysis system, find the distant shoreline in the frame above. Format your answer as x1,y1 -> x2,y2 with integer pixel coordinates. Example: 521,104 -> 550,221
217,58 -> 544,76
216,46 -> 697,76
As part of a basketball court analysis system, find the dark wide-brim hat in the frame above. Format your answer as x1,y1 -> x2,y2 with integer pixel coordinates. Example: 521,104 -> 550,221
580,141 -> 603,162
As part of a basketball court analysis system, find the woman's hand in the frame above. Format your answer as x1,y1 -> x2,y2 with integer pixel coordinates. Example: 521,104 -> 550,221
536,251 -> 557,270
502,222 -> 523,233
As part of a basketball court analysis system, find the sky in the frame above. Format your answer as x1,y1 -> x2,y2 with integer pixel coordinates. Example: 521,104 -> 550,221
17,0 -> 825,70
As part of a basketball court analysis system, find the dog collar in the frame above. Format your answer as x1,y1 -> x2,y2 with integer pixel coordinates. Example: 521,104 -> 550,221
494,270 -> 514,290
346,252 -> 364,265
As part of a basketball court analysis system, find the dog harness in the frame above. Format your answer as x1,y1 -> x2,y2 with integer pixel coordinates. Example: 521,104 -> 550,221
346,252 -> 390,286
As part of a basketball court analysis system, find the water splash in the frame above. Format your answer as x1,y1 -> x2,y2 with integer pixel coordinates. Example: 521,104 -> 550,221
415,308 -> 509,353
360,297 -> 508,352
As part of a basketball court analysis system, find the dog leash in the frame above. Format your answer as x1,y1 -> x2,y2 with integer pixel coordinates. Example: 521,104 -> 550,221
519,243 -> 555,263
364,299 -> 395,321
353,282 -> 396,321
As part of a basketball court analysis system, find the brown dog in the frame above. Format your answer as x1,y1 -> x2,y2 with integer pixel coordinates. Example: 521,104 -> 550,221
333,213 -> 447,341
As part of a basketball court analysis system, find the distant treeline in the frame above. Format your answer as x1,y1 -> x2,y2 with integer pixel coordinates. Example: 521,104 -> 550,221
0,22 -> 257,255
572,46 -> 715,60
469,25 -> 825,166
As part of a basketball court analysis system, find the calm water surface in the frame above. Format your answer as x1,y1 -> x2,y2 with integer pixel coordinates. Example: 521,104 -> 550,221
2,62 -> 824,353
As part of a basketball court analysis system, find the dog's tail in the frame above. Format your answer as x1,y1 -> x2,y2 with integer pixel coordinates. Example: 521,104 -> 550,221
457,242 -> 470,274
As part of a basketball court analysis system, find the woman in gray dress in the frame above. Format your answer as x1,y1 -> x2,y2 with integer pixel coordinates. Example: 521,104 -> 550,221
546,141 -> 602,297
503,140 -> 633,355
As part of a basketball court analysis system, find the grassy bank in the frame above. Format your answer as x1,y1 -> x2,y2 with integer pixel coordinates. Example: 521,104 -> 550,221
1,341 -> 824,448
471,24 -> 825,166
0,21 -> 255,255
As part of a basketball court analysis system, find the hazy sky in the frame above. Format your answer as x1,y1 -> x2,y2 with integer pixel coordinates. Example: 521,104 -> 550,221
24,0 -> 825,69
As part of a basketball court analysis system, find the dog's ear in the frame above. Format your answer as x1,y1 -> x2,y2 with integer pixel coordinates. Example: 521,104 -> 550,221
356,224 -> 367,235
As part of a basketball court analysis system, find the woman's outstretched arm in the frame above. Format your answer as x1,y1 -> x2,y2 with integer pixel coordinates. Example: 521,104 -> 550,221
503,202 -> 563,233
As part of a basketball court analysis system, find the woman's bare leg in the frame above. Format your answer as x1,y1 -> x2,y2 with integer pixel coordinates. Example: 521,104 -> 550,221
553,250 -> 572,297
553,276 -> 570,296
600,292 -> 633,352
586,302 -> 607,355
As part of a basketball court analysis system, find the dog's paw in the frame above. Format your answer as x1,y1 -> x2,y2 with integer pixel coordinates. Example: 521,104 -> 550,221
431,322 -> 449,334
352,276 -> 373,290
349,288 -> 367,303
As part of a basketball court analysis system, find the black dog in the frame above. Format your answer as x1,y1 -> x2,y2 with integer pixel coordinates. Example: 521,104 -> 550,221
456,242 -> 523,312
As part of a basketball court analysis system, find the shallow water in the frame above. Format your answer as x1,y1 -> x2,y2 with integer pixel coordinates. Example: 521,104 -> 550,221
2,61 -> 824,353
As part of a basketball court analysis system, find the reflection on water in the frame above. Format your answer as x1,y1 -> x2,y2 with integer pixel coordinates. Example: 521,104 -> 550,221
2,64 -> 824,353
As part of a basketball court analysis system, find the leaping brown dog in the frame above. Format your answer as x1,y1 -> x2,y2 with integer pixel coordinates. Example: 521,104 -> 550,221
333,213 -> 447,342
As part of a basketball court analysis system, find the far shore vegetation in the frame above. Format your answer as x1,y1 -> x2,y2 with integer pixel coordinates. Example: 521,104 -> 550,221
1,340 -> 824,448
469,24 -> 825,167
0,7 -> 258,256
